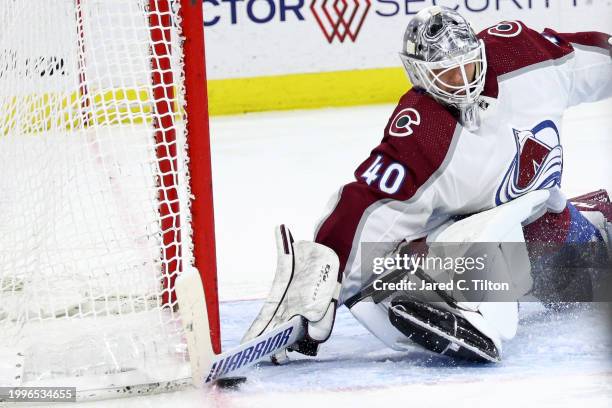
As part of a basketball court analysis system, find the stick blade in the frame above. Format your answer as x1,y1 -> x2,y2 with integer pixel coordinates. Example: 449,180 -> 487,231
214,376 -> 247,389
176,267 -> 216,387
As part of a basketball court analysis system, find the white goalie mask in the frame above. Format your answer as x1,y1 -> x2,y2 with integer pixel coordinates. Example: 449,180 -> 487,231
399,6 -> 487,129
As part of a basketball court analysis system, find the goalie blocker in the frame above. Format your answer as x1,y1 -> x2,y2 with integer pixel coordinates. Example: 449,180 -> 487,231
242,225 -> 342,363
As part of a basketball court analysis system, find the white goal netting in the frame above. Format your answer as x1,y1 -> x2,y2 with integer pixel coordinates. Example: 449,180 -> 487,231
0,0 -> 202,394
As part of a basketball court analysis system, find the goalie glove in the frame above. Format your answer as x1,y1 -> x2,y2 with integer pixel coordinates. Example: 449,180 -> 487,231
241,225 -> 341,363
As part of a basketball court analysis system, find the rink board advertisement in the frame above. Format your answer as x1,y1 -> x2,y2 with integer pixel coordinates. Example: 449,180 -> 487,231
204,0 -> 612,114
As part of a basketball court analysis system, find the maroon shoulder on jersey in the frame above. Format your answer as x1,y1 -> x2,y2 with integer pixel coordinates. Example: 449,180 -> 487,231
375,90 -> 458,200
478,21 -> 574,97
315,90 -> 458,273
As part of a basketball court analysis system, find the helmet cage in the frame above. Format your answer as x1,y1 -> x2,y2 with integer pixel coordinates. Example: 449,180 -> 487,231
400,40 -> 487,107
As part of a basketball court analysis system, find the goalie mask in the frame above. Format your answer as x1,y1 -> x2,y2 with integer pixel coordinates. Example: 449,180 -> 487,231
399,6 -> 487,129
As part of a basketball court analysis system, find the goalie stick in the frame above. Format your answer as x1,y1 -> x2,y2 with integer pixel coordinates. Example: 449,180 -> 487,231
175,267 -> 307,386
205,315 -> 305,383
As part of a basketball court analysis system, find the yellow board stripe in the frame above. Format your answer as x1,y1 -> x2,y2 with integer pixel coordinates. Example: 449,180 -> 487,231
207,67 -> 411,116
2,67 -> 410,136
1,88 -> 161,136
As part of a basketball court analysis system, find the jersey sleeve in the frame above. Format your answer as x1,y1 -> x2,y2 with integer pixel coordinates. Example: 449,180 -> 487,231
542,29 -> 611,107
313,91 -> 461,303
478,22 -> 611,107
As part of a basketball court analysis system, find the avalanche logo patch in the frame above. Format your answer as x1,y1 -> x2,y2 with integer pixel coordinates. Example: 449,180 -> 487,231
389,108 -> 421,137
495,120 -> 563,205
487,21 -> 522,38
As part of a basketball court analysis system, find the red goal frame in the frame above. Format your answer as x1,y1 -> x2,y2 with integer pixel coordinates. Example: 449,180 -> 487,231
176,0 -> 221,354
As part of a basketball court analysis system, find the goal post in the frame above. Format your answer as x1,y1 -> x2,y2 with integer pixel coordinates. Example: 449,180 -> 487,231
178,0 -> 221,355
0,0 -> 220,397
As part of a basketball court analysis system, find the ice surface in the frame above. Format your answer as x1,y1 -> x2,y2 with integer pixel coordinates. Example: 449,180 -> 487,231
59,99 -> 612,406
64,302 -> 611,407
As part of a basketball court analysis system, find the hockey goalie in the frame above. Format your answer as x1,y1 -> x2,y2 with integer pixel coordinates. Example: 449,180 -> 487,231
242,6 -> 612,364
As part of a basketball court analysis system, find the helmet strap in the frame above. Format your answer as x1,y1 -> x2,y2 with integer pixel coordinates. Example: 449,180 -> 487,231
459,103 -> 481,131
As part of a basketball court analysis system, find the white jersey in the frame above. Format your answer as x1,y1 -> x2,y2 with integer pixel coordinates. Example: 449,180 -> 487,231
314,21 -> 612,304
